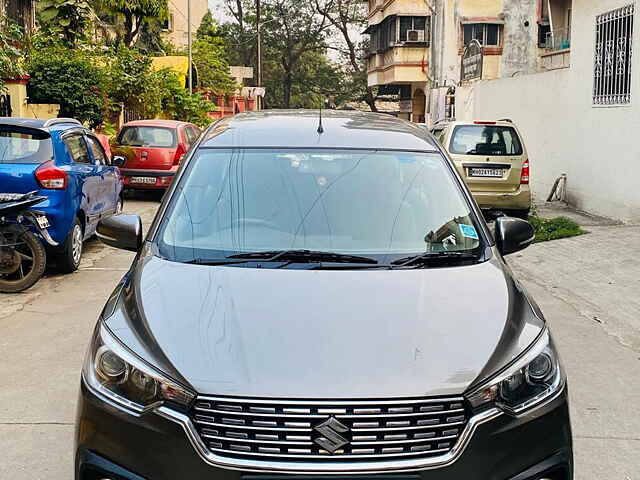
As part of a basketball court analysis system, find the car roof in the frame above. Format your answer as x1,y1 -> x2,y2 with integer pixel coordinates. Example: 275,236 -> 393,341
0,117 -> 84,132
123,119 -> 190,128
435,120 -> 517,128
200,110 -> 441,151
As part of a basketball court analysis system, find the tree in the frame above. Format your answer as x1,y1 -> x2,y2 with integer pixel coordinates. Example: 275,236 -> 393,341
97,0 -> 168,47
0,21 -> 26,89
27,47 -> 105,126
37,0 -> 95,46
192,14 -> 237,94
315,0 -> 378,111
260,0 -> 330,108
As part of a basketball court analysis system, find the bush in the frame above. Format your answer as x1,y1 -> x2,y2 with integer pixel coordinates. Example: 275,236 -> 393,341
156,70 -> 215,127
529,216 -> 585,243
27,47 -> 105,127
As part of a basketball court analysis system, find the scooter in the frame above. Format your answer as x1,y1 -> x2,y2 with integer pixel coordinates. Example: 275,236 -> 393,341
0,191 -> 58,293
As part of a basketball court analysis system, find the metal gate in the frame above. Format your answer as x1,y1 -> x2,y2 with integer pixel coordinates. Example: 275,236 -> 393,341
0,94 -> 12,117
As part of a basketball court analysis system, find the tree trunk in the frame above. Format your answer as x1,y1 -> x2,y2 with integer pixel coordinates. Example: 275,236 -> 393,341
123,13 -> 141,47
364,87 -> 378,112
283,70 -> 293,108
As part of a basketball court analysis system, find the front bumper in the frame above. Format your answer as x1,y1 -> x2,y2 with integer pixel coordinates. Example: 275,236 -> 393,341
75,381 -> 573,480
120,168 -> 177,190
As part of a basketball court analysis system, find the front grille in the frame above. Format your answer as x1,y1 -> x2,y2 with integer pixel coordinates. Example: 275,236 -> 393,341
190,396 -> 469,461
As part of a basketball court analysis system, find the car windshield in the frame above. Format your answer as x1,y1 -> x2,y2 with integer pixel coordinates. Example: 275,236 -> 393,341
118,126 -> 176,148
157,149 -> 483,264
450,125 -> 523,156
0,127 -> 53,164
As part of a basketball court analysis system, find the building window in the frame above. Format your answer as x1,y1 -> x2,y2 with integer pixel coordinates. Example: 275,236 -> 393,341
463,23 -> 501,47
593,4 -> 634,105
367,16 -> 431,54
399,16 -> 430,43
162,13 -> 174,32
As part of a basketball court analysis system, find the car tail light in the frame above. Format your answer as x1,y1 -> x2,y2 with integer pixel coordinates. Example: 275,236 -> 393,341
474,121 -> 497,125
35,161 -> 68,189
173,145 -> 186,166
520,160 -> 530,185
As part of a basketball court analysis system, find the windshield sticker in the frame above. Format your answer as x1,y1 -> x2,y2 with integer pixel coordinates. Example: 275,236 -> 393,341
459,224 -> 479,240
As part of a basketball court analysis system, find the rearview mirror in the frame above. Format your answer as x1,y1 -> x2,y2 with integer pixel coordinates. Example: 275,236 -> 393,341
112,155 -> 126,167
97,214 -> 142,252
495,217 -> 535,256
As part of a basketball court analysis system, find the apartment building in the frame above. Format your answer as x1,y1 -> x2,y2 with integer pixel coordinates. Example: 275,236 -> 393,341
363,0 -> 573,126
162,0 -> 209,49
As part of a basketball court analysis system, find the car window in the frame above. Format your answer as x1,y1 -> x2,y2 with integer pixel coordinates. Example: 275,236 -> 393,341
158,148 -> 481,263
185,126 -> 200,146
118,126 -> 177,148
0,127 -> 53,164
85,135 -> 108,165
432,128 -> 446,145
449,125 -> 523,156
64,134 -> 92,164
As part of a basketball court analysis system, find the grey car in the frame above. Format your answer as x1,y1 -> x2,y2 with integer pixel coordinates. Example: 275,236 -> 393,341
75,110 -> 572,480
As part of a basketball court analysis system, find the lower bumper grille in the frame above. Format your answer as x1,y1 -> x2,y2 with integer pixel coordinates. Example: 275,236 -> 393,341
189,396 -> 469,462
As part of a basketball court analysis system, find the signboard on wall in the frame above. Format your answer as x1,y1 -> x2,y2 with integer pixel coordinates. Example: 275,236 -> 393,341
399,99 -> 413,113
461,39 -> 483,82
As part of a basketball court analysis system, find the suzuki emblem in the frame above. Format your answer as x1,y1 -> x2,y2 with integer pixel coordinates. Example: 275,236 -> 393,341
313,416 -> 349,453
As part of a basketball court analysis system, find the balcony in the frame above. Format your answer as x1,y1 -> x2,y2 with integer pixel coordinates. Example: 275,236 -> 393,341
540,27 -> 571,70
367,46 -> 430,86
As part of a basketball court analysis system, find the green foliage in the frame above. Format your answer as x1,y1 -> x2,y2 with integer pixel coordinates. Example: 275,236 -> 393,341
529,216 -> 586,243
156,70 -> 215,126
99,0 -> 166,17
191,15 -> 236,95
97,0 -> 168,47
27,46 -> 105,127
37,0 -> 95,46
0,21 -> 26,88
103,46 -> 163,119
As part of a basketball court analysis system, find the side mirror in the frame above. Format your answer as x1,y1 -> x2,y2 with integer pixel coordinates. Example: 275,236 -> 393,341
112,155 -> 126,167
495,217 -> 535,256
97,214 -> 142,252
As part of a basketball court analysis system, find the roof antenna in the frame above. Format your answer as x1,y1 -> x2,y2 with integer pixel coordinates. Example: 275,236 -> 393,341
317,98 -> 324,134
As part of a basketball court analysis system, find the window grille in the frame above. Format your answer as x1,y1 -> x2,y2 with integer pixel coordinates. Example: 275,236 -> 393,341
593,4 -> 634,105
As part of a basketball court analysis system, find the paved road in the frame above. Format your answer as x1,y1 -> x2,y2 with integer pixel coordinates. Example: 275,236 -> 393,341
1,198 -> 638,479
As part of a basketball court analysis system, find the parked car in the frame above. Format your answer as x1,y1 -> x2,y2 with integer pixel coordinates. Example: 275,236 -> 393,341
0,118 -> 123,273
112,119 -> 201,191
431,119 -> 531,219
77,111 -> 572,480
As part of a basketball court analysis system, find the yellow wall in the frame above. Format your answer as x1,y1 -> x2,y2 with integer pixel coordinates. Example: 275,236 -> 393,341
4,81 -> 60,119
369,0 -> 429,24
458,0 -> 503,18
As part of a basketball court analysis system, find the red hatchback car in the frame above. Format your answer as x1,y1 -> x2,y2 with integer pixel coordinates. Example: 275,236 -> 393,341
112,120 -> 201,190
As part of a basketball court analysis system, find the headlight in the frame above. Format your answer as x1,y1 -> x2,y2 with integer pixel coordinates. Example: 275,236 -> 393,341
83,323 -> 195,414
466,329 -> 565,414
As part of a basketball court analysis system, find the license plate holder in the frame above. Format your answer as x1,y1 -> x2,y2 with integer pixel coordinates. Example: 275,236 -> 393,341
130,176 -> 157,185
469,167 -> 505,178
35,215 -> 50,229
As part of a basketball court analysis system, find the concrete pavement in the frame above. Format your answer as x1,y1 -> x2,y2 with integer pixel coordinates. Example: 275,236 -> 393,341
1,198 -> 638,479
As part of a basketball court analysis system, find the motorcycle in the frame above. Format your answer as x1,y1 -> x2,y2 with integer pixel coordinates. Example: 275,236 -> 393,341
0,191 -> 58,293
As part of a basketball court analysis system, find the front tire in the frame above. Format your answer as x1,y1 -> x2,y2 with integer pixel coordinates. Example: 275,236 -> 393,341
56,218 -> 84,273
0,230 -> 47,293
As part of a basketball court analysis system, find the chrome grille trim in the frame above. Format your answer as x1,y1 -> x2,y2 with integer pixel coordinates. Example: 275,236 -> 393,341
187,396 -> 472,463
155,404 -> 504,473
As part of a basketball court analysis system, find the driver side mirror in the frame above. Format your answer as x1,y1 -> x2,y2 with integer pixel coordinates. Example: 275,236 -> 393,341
495,217 -> 535,256
97,214 -> 142,252
111,155 -> 126,167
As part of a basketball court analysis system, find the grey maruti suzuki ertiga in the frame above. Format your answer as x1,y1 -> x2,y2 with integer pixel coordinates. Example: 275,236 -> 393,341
75,110 -> 572,480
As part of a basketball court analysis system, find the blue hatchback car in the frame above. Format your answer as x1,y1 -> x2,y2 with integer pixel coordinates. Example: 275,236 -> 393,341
0,118 -> 123,272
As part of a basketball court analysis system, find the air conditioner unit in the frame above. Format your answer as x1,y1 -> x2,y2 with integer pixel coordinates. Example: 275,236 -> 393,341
406,30 -> 425,42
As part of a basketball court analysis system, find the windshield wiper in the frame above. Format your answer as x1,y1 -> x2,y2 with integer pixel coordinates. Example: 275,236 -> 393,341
183,258 -> 253,266
227,249 -> 379,265
391,251 -> 480,268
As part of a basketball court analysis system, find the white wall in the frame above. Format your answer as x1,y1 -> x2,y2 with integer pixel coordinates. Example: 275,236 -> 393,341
462,0 -> 640,222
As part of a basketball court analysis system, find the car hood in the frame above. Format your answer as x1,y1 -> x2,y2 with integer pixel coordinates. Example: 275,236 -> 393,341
105,253 -> 544,398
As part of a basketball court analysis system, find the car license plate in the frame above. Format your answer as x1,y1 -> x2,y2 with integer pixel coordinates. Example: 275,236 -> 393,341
469,168 -> 504,178
36,215 -> 50,229
130,176 -> 157,185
